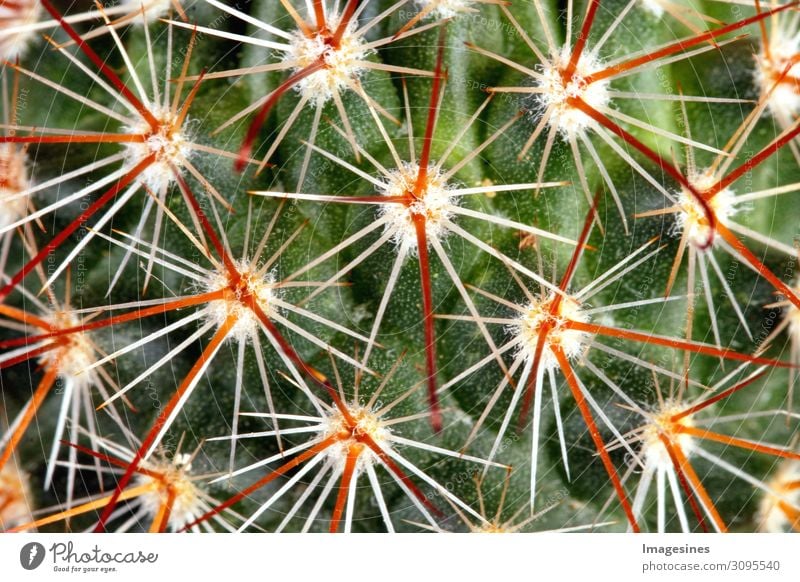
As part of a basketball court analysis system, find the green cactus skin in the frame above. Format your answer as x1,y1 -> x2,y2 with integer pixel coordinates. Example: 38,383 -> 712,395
0,0 -> 799,534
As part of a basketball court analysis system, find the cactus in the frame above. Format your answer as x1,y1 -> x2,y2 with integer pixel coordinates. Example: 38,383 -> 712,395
0,0 -> 799,534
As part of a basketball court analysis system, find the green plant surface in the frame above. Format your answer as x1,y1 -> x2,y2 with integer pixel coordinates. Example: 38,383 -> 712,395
0,0 -> 799,534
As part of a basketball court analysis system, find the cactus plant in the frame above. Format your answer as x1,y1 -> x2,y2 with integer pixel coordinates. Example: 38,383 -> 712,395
0,0 -> 799,534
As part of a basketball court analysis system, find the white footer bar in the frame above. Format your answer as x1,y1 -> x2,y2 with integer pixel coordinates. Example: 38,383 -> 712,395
1,534 -> 798,581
